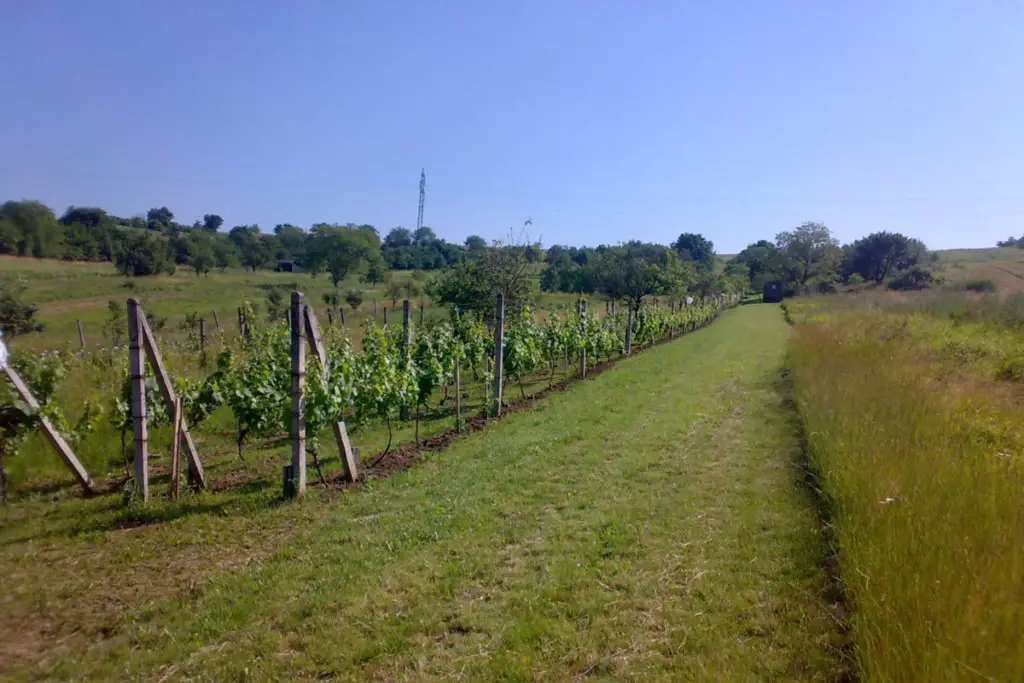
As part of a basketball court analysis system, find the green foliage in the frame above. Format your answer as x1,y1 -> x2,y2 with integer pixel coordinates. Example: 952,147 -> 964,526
671,233 -> 716,273
345,289 -> 364,312
776,222 -> 840,287
845,231 -> 928,284
0,278 -> 43,337
964,279 -> 997,293
113,230 -> 174,277
306,224 -> 381,287
888,266 -> 935,291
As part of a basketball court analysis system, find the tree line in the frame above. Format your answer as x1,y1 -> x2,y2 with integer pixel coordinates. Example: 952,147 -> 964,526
541,224 -> 938,298
0,199 -> 497,278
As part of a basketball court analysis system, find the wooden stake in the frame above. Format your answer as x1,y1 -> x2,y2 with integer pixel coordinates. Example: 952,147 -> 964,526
625,306 -> 634,356
401,299 -> 412,420
199,317 -> 206,365
288,292 -> 306,497
419,301 -> 424,325
2,366 -> 96,495
139,313 -> 206,489
212,310 -> 223,334
492,293 -> 505,416
384,306 -> 388,326
340,308 -> 346,325
128,298 -> 149,502
578,299 -> 587,378
302,304 -> 357,482
327,308 -> 333,326
170,396 -> 182,500
76,320 -> 86,351
454,356 -> 462,432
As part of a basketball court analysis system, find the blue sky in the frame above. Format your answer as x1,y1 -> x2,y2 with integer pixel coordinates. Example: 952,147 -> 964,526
2,1 -> 1022,253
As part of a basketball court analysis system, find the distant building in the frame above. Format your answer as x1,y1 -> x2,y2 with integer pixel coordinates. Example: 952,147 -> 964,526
275,260 -> 302,273
763,280 -> 785,303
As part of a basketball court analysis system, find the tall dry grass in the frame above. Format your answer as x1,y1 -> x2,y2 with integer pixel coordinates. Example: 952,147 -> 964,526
790,315 -> 1024,682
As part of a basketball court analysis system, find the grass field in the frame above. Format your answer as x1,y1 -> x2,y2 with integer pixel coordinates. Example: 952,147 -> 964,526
0,305 -> 849,681
786,295 -> 1024,682
934,246 -> 1024,292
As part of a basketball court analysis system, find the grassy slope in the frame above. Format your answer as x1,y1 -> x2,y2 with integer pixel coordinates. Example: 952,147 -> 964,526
0,305 -> 846,681
934,246 -> 1024,292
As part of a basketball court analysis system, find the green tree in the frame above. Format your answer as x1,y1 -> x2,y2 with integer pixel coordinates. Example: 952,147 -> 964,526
384,227 -> 413,248
146,206 -> 175,232
345,289 -> 364,312
306,224 -> 381,288
671,233 -> 716,273
0,278 -> 43,336
412,226 -> 437,246
0,200 -> 63,257
361,260 -> 386,285
213,238 -> 239,272
202,214 -> 224,231
272,224 -> 306,262
113,230 -> 173,276
776,222 -> 841,286
846,232 -> 928,284
385,278 -> 404,306
189,233 -> 215,276
595,242 -> 690,311
59,206 -> 110,228
732,240 -> 796,291
464,235 -> 487,251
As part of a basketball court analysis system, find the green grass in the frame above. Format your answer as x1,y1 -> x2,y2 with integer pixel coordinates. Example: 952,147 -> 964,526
0,305 -> 847,681
789,309 -> 1024,682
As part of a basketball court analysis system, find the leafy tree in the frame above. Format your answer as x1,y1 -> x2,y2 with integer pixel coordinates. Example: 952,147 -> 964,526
0,200 -> 64,257
345,289 -> 364,312
888,266 -> 935,291
0,279 -> 43,336
229,226 -> 270,271
384,227 -> 413,248
731,240 -> 796,291
361,260 -> 386,285
113,230 -> 173,276
465,235 -> 487,251
385,278 -> 404,306
594,242 -> 689,311
306,224 -> 381,287
776,222 -> 841,286
672,233 -> 716,273
412,226 -> 437,246
189,234 -> 215,276
846,231 -> 928,284
146,207 -> 175,232
59,206 -> 110,228
213,239 -> 238,271
272,224 -> 306,262
202,214 -> 224,231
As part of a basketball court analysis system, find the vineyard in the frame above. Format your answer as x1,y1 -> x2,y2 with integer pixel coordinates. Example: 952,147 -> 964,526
1,293 -> 738,503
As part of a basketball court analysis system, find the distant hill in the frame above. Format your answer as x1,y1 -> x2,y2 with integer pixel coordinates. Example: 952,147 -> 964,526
934,247 -> 1024,291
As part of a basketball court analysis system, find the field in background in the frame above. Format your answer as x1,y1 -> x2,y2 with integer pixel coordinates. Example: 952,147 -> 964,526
934,246 -> 1024,292
785,295 -> 1024,682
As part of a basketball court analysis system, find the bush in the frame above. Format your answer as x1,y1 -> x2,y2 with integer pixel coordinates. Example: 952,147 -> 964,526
964,279 -> 997,293
888,266 -> 934,291
345,289 -> 363,312
0,279 -> 43,337
113,231 -> 174,277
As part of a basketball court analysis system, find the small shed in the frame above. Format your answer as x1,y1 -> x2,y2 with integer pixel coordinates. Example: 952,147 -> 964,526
763,280 -> 785,303
275,260 -> 303,273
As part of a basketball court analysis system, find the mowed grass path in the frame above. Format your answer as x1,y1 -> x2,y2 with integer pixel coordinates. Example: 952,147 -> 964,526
3,305 -> 844,681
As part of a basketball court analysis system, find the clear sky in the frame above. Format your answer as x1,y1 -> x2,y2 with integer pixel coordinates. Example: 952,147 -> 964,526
2,1 -> 1022,253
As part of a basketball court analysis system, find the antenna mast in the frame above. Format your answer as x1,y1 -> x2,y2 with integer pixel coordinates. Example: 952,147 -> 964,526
416,168 -> 426,233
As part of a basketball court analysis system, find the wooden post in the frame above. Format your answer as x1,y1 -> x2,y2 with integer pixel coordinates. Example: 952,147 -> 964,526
383,306 -> 388,326
374,299 -> 378,315
340,308 -> 346,325
287,292 -> 306,497
400,300 -> 412,419
492,293 -> 504,416
139,314 -> 207,489
237,307 -> 244,334
577,299 -> 587,378
419,301 -> 424,326
454,355 -> 462,432
170,396 -> 182,500
199,317 -> 206,365
2,366 -> 96,495
625,305 -> 634,356
76,320 -> 86,351
327,308 -> 333,326
128,298 -> 149,502
212,310 -> 223,335
303,304 -> 357,482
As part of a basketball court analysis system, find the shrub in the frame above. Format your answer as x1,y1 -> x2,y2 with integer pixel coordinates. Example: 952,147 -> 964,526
0,279 -> 43,337
345,289 -> 363,312
113,230 -> 173,277
887,266 -> 934,291
964,279 -> 997,293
